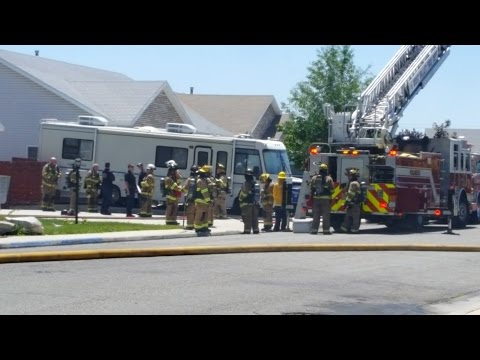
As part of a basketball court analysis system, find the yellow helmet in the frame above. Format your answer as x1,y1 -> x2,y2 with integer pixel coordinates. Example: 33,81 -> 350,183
201,165 -> 212,174
278,171 -> 286,179
259,173 -> 270,182
319,163 -> 328,171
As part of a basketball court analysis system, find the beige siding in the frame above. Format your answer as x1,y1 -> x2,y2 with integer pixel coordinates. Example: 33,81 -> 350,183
0,63 -> 88,161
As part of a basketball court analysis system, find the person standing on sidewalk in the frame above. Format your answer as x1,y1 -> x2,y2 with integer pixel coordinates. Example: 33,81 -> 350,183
259,173 -> 274,232
273,171 -> 288,231
194,167 -> 211,236
124,164 -> 137,218
41,157 -> 61,211
101,162 -> 115,215
139,164 -> 156,217
66,161 -> 82,216
137,163 -> 147,209
182,165 -> 198,230
239,168 -> 259,234
164,160 -> 183,225
84,164 -> 101,213
213,164 -> 229,219
340,169 -> 362,234
310,163 -> 334,235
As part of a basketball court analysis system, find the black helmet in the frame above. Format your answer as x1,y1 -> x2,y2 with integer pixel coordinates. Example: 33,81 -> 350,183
245,168 -> 253,176
190,165 -> 198,172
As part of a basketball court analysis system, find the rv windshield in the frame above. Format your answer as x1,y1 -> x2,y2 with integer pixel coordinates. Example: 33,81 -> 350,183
263,150 -> 292,175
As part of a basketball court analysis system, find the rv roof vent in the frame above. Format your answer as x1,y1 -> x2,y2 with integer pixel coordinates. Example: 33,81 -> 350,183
166,123 -> 197,134
234,133 -> 252,139
78,115 -> 109,126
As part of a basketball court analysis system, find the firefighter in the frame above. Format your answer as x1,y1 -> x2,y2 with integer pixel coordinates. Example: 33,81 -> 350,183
139,164 -> 156,217
164,160 -> 183,225
310,163 -> 334,235
239,168 -> 260,234
273,171 -> 288,231
66,161 -> 82,216
259,173 -> 274,232
340,169 -> 362,233
194,167 -> 211,236
202,165 -> 217,228
137,163 -> 147,209
182,165 -> 198,230
41,157 -> 61,211
84,163 -> 101,212
214,163 -> 229,219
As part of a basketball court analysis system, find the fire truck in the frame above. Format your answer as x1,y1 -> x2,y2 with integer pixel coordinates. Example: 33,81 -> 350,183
294,45 -> 480,232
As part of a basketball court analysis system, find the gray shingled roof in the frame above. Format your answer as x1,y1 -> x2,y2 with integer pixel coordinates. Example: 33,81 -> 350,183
176,94 -> 280,135
425,128 -> 480,153
0,49 -> 167,126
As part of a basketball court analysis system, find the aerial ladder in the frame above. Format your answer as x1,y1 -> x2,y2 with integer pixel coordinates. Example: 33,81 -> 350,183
326,45 -> 451,151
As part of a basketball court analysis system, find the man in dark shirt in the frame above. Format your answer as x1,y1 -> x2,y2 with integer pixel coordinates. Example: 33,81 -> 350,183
124,163 -> 137,218
101,162 -> 115,215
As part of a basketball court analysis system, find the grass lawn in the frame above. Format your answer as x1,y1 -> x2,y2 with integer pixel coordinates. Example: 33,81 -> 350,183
0,217 -> 180,235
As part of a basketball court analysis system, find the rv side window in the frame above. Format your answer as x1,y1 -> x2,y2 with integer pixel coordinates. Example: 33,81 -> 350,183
197,151 -> 209,167
62,138 -> 93,161
155,146 -> 188,169
216,151 -> 228,171
234,148 -> 260,175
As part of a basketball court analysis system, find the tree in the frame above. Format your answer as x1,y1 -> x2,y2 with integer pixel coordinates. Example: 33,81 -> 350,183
396,128 -> 425,140
432,119 -> 451,139
279,46 -> 372,168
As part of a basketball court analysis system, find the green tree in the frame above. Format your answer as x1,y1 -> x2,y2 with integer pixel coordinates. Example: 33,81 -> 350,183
396,128 -> 425,140
279,45 -> 371,168
432,119 -> 451,139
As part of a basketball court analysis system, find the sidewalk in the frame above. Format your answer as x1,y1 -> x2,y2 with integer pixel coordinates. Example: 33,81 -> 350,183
0,208 -> 245,249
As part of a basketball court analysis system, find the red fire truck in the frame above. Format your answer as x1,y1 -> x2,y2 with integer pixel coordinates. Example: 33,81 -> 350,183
293,45 -> 480,231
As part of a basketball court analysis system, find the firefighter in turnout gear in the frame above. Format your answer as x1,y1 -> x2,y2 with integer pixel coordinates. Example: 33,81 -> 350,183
202,165 -> 216,228
84,164 -> 101,212
164,160 -> 183,225
259,173 -> 274,232
41,157 -> 61,211
66,161 -> 82,215
213,163 -> 228,219
194,167 -> 211,235
239,169 -> 260,234
273,171 -> 288,231
340,169 -> 362,233
310,163 -> 334,235
182,165 -> 198,230
139,164 -> 156,217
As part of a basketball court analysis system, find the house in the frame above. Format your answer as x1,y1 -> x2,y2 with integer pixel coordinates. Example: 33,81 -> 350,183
0,49 -> 230,161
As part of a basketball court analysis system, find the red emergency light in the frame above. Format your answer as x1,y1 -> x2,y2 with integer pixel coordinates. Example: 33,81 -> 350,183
310,146 -> 319,155
388,150 -> 398,156
434,209 -> 442,216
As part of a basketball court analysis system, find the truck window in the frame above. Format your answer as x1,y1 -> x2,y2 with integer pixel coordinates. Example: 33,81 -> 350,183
216,151 -> 228,172
370,166 -> 394,184
155,146 -> 188,169
62,138 -> 93,161
263,150 -> 291,175
234,148 -> 260,175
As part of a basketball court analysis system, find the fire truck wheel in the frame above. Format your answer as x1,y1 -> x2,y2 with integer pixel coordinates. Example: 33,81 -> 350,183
452,199 -> 468,229
470,209 -> 480,225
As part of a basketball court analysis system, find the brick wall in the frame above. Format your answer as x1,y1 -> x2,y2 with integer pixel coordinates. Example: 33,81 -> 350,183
0,158 -> 46,207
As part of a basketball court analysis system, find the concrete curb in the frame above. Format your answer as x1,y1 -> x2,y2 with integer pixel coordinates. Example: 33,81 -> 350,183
0,230 -> 242,250
3,243 -> 480,264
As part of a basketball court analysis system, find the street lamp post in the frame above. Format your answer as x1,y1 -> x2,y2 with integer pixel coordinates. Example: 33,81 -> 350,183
74,158 -> 81,224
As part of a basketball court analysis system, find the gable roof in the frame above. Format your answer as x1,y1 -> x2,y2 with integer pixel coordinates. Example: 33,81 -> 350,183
0,49 -> 168,126
176,94 -> 280,135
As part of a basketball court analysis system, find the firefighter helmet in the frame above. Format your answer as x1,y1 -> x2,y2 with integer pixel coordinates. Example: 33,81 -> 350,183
147,164 -> 156,171
245,168 -> 254,176
165,160 -> 178,169
190,165 -> 198,172
278,171 -> 287,179
217,163 -> 225,169
201,165 -> 212,174
319,163 -> 328,171
349,169 -> 359,176
259,173 -> 270,182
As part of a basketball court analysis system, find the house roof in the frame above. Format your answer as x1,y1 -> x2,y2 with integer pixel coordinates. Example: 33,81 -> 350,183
176,94 -> 280,135
0,49 -> 168,126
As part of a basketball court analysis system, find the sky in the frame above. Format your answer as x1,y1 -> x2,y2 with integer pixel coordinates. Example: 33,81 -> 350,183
0,45 -> 477,134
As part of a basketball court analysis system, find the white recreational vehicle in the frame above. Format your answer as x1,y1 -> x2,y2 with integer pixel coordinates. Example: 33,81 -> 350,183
38,117 -> 300,212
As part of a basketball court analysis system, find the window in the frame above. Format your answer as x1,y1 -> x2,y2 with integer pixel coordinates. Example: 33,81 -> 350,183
263,150 -> 291,175
155,146 -> 188,169
234,148 -> 260,175
27,146 -> 38,160
216,151 -> 228,171
197,151 -> 209,167
62,138 -> 93,161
